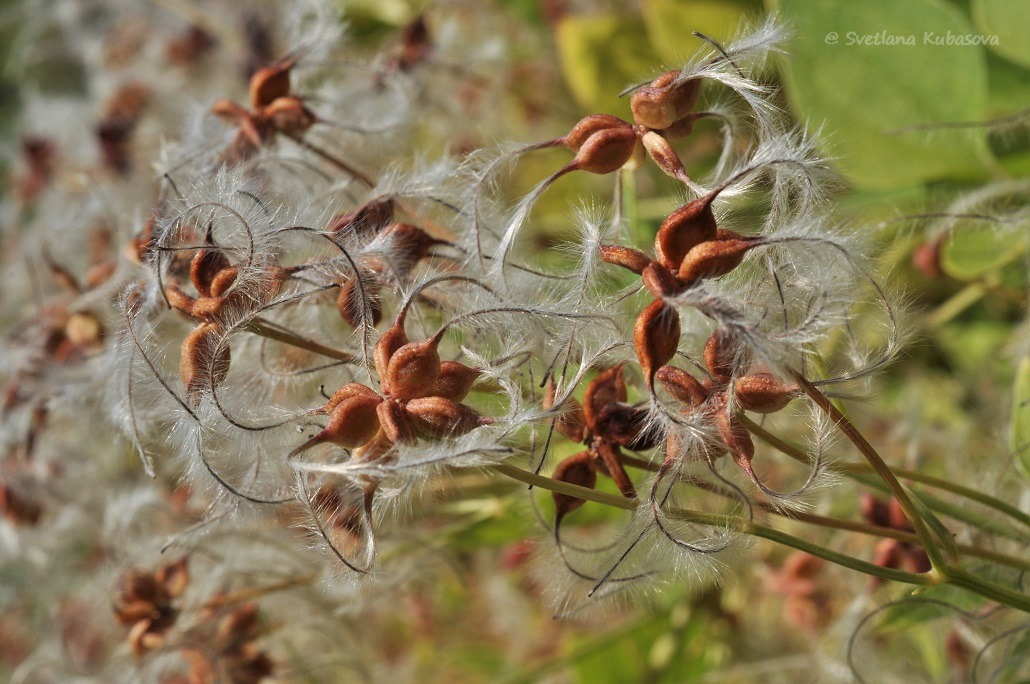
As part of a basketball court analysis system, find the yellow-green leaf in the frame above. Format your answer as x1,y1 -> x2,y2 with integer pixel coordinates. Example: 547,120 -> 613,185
642,0 -> 748,64
1014,357 -> 1030,477
973,0 -> 1030,69
555,15 -> 661,116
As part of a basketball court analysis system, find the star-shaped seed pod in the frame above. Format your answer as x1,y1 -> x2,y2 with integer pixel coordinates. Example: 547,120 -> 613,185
210,58 -> 318,164
656,328 -> 798,480
546,364 -> 662,509
113,558 -> 189,656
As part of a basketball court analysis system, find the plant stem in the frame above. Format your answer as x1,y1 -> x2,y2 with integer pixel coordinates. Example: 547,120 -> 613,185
739,415 -> 1030,533
244,318 -> 354,362
789,371 -> 947,570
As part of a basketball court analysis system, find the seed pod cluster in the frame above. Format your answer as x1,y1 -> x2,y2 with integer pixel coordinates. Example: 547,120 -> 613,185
113,558 -> 189,655
657,328 -> 797,480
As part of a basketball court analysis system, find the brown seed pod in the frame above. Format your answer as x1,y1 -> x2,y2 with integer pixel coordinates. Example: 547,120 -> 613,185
859,493 -> 891,528
552,450 -> 598,523
249,59 -> 294,109
582,365 -> 627,428
570,126 -> 640,175
634,300 -> 681,389
404,397 -> 484,438
543,379 -> 587,443
428,361 -> 480,403
676,236 -> 757,282
641,262 -> 684,299
376,400 -> 415,444
704,328 -> 751,384
384,222 -> 446,269
733,373 -> 797,413
328,199 -> 395,239
0,479 -> 43,526
374,319 -> 409,384
321,382 -> 379,414
321,394 -> 383,448
85,259 -> 117,289
180,323 -> 230,405
592,402 -> 655,452
336,274 -> 382,328
630,71 -> 702,131
640,130 -> 690,183
190,248 -> 230,297
714,407 -> 754,470
599,244 -> 653,275
887,496 -> 911,531
208,267 -> 238,298
654,194 -> 718,271
561,114 -> 633,151
263,96 -> 315,133
655,365 -> 709,408
154,558 -> 190,599
386,333 -> 443,401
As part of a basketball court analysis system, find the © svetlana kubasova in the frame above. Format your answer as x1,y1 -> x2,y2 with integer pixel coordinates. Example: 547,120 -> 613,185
0,1 -> 1027,682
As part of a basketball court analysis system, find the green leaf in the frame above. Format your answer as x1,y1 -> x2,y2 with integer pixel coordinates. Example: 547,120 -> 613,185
972,0 -> 1030,69
642,0 -> 748,64
778,0 -> 990,189
876,584 -> 985,632
1014,357 -> 1030,477
555,15 -> 661,116
940,219 -> 1027,279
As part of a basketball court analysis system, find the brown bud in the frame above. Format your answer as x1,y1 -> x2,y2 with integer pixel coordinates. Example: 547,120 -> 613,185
386,333 -> 443,401
561,114 -> 633,151
714,407 -> 754,470
676,236 -> 757,282
912,240 -> 943,279
249,60 -> 294,109
376,399 -> 415,444
374,320 -> 409,384
213,603 -> 260,650
336,274 -> 382,328
428,361 -> 480,402
180,323 -> 230,405
640,130 -> 689,183
703,328 -> 750,383
630,71 -> 701,130
543,379 -> 587,442
655,195 -> 718,271
321,394 -> 383,448
733,373 -> 797,413
404,397 -> 485,438
655,365 -> 708,407
570,126 -> 640,175
582,365 -> 627,429
859,493 -> 891,528
887,497 -> 911,531
190,249 -> 230,297
634,299 -> 680,389
599,244 -> 652,275
641,262 -> 684,299
0,479 -> 43,525
552,450 -> 597,522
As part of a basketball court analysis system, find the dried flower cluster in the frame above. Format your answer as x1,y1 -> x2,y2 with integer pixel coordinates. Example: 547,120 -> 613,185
2,1 -> 1026,681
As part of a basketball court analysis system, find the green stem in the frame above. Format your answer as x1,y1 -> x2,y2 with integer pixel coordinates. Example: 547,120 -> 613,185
790,372 -> 947,570
944,567 -> 1030,612
739,415 -> 1030,533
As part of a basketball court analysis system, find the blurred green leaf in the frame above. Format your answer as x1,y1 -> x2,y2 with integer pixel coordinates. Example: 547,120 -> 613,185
940,220 -> 1026,279
1014,357 -> 1030,477
972,0 -> 1030,69
555,14 -> 661,116
642,0 -> 748,63
876,585 -> 985,632
778,0 -> 990,189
